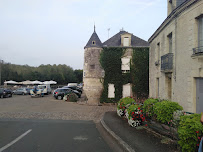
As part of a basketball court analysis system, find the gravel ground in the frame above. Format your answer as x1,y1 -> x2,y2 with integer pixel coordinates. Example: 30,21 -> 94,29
0,95 -> 116,123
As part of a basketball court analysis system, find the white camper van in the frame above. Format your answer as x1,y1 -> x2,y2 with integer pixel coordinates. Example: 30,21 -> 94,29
38,84 -> 51,95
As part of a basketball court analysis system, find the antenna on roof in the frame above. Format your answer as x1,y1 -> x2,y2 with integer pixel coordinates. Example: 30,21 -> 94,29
120,27 -> 124,31
107,28 -> 110,38
94,22 -> 96,32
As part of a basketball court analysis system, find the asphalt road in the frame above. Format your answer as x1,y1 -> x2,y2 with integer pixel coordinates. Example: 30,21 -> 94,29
0,119 -> 112,152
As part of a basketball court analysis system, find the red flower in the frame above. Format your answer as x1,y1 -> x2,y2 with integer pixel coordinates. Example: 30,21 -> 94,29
145,124 -> 148,126
197,144 -> 199,146
132,112 -> 135,114
138,107 -> 140,110
196,131 -> 199,133
140,110 -> 143,112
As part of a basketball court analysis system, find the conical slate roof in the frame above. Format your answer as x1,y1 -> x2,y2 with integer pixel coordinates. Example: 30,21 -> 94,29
84,30 -> 102,49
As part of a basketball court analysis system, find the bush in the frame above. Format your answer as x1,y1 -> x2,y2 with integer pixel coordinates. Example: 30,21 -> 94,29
66,93 -> 78,102
127,104 -> 140,118
143,98 -> 158,118
178,114 -> 203,152
117,97 -> 135,117
153,100 -> 183,124
117,97 -> 135,110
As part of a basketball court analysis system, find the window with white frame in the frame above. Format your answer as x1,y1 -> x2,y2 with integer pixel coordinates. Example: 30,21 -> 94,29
121,57 -> 130,73
123,37 -> 129,46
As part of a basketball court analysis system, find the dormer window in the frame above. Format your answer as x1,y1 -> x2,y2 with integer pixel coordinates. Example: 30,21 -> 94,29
92,41 -> 96,45
123,37 -> 129,46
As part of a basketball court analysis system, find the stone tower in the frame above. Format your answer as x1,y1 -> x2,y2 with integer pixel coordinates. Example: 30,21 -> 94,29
83,26 -> 104,105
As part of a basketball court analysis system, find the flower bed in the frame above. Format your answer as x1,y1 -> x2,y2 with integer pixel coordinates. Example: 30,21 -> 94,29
117,97 -> 203,152
117,97 -> 135,117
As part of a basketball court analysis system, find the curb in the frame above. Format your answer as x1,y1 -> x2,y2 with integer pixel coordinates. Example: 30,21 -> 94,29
100,116 -> 135,152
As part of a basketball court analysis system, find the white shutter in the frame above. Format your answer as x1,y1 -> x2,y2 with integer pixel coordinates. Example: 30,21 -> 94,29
121,57 -> 130,71
123,37 -> 129,46
108,84 -> 115,98
123,83 -> 131,98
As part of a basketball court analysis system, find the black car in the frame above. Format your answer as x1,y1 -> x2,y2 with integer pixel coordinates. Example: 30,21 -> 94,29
0,88 -> 12,98
53,88 -> 72,100
63,86 -> 82,94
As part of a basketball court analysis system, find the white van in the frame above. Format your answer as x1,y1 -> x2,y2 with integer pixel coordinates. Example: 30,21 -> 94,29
38,84 -> 52,95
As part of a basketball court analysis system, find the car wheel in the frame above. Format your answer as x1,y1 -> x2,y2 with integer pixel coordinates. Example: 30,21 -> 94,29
0,95 -> 3,98
22,93 -> 25,95
57,96 -> 62,100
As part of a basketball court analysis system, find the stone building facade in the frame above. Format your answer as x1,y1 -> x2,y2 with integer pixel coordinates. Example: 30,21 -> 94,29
84,27 -> 149,105
149,0 -> 203,113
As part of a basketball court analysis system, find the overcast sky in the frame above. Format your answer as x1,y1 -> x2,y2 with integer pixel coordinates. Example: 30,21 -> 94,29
0,0 -> 167,69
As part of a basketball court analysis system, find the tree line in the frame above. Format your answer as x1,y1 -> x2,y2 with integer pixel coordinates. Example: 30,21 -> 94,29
0,61 -> 83,85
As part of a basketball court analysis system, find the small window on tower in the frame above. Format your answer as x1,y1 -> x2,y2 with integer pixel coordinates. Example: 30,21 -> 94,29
92,41 -> 96,45
90,64 -> 95,70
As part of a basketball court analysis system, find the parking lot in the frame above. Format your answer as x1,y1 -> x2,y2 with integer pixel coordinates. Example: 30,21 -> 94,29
0,94 -> 116,122
0,94 -> 117,152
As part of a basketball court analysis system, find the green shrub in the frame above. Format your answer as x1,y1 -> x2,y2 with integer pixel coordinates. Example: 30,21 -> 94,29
67,93 -> 78,102
143,98 -> 158,118
153,100 -> 183,124
117,97 -> 135,111
178,114 -> 203,152
127,104 -> 140,118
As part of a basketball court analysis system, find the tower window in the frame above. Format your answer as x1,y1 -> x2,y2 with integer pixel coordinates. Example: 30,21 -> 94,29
90,64 -> 95,69
92,41 -> 96,45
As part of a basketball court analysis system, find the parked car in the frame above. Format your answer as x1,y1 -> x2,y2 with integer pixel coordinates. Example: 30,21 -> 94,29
0,88 -> 12,98
13,88 -> 30,95
63,86 -> 82,94
38,84 -> 52,95
77,83 -> 83,89
0,88 -> 4,98
53,88 -> 72,100
67,83 -> 78,87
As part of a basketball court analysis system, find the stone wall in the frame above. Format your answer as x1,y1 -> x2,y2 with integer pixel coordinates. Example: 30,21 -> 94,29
149,0 -> 203,112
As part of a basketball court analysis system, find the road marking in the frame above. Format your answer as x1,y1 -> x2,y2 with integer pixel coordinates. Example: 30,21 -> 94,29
73,136 -> 88,141
0,129 -> 32,152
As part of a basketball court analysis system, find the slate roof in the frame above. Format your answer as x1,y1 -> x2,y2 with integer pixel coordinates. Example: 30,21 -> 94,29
102,31 -> 149,47
84,31 -> 102,48
85,30 -> 149,48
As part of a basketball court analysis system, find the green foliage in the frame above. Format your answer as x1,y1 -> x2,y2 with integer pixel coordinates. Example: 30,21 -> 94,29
117,97 -> 135,111
143,98 -> 159,118
127,104 -> 140,118
100,47 -> 149,103
67,93 -> 78,102
153,100 -> 183,124
178,114 -> 203,152
131,48 -> 149,98
100,47 -> 130,103
0,61 -> 82,84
